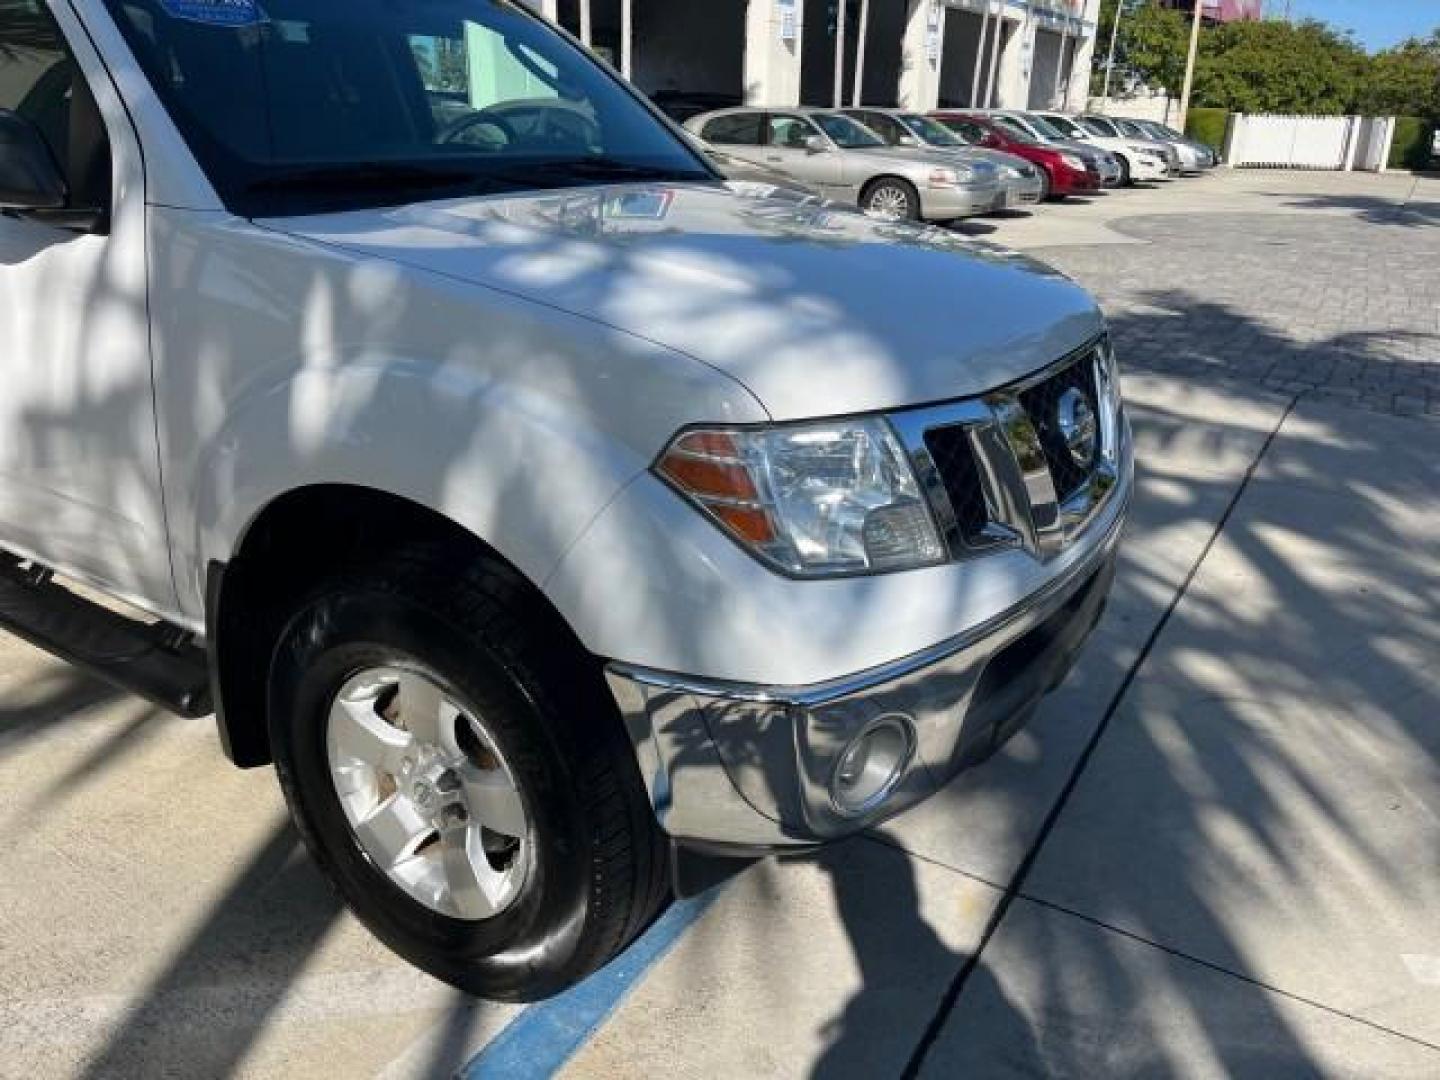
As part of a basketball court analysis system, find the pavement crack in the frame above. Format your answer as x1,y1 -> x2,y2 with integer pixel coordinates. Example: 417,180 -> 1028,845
899,390 -> 1308,1080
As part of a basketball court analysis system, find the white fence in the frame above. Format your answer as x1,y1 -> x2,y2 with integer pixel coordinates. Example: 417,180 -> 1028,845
1224,114 -> 1395,172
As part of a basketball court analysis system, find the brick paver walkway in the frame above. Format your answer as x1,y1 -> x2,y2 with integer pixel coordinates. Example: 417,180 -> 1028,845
1039,209 -> 1440,418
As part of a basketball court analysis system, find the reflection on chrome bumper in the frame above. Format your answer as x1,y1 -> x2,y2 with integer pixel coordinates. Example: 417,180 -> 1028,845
606,489 -> 1130,852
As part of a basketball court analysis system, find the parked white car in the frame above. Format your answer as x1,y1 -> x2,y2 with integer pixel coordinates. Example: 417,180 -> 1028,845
686,106 -> 1004,221
0,0 -> 1131,1000
1031,112 -> 1177,184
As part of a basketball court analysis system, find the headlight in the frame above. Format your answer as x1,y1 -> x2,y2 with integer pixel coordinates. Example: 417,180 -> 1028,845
1060,153 -> 1088,170
926,166 -> 972,186
1001,165 -> 1021,181
1131,144 -> 1163,159
657,420 -> 945,576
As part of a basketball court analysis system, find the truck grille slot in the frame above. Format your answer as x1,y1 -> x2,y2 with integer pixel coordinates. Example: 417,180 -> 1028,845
1017,355 -> 1100,502
923,424 -> 990,546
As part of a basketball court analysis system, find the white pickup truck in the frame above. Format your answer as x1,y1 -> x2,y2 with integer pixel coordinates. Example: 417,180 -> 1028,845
0,0 -> 1131,1000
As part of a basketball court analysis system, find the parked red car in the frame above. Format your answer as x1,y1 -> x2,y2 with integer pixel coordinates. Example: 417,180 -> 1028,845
931,112 -> 1102,199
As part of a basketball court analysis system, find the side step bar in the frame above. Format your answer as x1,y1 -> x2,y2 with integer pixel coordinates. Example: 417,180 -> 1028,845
0,556 -> 211,718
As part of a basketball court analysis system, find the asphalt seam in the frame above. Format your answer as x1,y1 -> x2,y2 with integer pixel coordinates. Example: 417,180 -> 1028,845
1012,892 -> 1440,1055
899,390 -> 1307,1080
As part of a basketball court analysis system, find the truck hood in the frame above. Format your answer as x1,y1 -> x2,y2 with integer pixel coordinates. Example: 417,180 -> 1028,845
260,183 -> 1102,420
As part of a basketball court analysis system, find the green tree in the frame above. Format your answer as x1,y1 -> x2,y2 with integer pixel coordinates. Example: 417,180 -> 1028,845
1193,19 -> 1368,114
1358,31 -> 1440,119
1123,2 -> 1190,97
1088,0 -> 1169,96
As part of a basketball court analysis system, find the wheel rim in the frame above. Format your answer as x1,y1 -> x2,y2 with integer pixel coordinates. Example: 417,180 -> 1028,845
326,666 -> 532,922
867,184 -> 910,220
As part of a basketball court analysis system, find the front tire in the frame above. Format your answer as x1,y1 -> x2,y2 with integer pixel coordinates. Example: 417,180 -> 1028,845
268,545 -> 668,1002
1117,154 -> 1133,186
862,177 -> 921,221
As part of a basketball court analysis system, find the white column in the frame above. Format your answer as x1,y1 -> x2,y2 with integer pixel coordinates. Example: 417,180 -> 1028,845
971,2 -> 994,108
520,0 -> 558,17
1052,25 -> 1069,109
833,0 -> 848,107
897,0 -> 943,111
982,6 -> 1004,107
852,0 -> 871,106
746,0 -> 805,106
620,0 -> 632,79
579,0 -> 592,47
1068,8 -> 1099,112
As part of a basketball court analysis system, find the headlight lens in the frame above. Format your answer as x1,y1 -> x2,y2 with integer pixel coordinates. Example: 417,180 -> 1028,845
927,166 -> 971,186
1060,153 -> 1088,170
657,419 -> 945,576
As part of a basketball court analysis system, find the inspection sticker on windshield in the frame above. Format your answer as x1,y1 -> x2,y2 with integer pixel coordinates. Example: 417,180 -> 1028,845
159,0 -> 264,26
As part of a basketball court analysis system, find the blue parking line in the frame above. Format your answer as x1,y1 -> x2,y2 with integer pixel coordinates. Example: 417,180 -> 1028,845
459,887 -> 724,1078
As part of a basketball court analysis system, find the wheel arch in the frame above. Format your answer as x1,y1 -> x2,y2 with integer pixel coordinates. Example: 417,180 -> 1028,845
207,483 -> 580,768
859,174 -> 921,214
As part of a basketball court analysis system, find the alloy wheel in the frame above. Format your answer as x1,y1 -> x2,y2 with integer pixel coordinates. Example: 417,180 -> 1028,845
867,183 -> 912,220
326,666 -> 532,921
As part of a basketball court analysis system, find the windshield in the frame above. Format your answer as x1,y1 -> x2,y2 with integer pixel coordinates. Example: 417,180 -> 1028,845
1042,114 -> 1085,138
1080,117 -> 1118,138
102,0 -> 713,215
1022,115 -> 1067,140
992,116 -> 1038,145
810,113 -> 886,149
899,114 -> 963,147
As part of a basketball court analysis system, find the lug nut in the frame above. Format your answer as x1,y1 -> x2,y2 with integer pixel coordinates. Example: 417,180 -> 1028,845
441,804 -> 468,827
437,769 -> 462,794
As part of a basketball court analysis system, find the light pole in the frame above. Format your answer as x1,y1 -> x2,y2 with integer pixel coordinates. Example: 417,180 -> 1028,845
1177,0 -> 1204,133
1099,0 -> 1124,110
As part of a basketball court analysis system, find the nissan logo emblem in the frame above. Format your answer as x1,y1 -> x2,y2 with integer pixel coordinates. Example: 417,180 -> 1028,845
1056,388 -> 1098,468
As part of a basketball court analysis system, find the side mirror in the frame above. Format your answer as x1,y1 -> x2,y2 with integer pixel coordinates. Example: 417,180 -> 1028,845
0,109 -> 66,212
804,135 -> 829,154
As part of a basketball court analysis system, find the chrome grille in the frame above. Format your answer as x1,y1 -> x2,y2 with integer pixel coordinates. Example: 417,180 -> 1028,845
889,337 -> 1124,565
922,424 -> 990,545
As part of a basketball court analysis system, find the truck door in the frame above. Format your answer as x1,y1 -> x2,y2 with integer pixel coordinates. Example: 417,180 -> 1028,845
0,2 -> 175,609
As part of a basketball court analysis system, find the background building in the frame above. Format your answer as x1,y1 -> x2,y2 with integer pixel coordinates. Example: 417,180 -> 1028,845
1158,0 -> 1262,24
522,0 -> 1102,113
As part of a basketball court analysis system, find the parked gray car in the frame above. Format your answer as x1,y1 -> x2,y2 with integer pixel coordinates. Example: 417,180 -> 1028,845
1121,118 -> 1217,173
842,108 -> 1045,210
685,107 -> 1003,221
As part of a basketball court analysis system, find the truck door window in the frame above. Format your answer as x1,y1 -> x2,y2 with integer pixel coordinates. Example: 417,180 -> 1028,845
0,0 -> 112,215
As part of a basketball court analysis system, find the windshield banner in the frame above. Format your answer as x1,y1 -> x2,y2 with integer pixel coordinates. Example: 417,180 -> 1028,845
159,0 -> 265,26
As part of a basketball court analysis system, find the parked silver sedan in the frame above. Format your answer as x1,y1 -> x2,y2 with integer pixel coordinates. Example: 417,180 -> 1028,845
685,107 -> 1003,222
842,108 -> 1045,211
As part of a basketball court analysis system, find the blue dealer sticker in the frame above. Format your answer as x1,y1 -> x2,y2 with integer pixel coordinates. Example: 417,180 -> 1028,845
158,0 -> 264,27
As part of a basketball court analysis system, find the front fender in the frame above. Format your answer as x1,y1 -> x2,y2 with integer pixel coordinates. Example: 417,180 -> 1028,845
148,209 -> 767,617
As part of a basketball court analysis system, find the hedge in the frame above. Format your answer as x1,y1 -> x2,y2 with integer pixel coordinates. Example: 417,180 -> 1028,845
1389,116 -> 1435,170
1185,108 -> 1230,154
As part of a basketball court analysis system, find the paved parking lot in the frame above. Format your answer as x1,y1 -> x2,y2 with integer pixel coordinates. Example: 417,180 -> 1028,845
0,170 -> 1436,1079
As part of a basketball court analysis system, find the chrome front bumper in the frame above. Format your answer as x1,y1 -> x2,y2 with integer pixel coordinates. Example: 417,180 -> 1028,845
925,179 -> 1004,220
606,478 -> 1130,852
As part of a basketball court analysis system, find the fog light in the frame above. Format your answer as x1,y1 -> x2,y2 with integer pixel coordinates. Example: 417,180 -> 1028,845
830,715 -> 914,817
